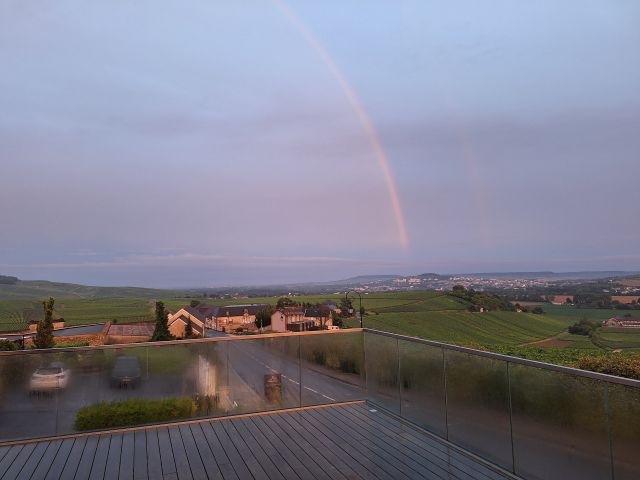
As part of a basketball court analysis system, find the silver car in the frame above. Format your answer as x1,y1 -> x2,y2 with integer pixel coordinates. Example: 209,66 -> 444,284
30,362 -> 70,394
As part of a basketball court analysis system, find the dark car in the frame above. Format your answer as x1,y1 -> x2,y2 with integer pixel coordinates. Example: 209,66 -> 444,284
110,356 -> 141,388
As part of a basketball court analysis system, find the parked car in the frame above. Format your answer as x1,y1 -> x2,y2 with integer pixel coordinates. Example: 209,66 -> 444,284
30,362 -> 69,394
110,356 -> 141,388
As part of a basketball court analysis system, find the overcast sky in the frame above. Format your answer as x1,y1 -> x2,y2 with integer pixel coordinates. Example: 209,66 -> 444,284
1,0 -> 639,287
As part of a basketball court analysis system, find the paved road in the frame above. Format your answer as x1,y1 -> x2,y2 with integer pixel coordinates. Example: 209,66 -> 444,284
0,323 -> 105,341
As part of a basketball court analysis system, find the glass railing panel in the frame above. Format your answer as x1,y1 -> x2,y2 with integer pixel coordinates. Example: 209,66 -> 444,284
444,349 -> 512,471
609,383 -> 640,480
0,350 -> 71,441
398,339 -> 446,437
300,331 -> 365,406
226,336 -> 300,414
509,364 -> 611,480
364,332 -> 400,414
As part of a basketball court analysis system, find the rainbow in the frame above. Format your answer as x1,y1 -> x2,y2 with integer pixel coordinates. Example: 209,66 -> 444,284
271,0 -> 409,249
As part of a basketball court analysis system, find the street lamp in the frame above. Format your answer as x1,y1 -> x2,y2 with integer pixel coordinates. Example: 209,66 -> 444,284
345,290 -> 363,328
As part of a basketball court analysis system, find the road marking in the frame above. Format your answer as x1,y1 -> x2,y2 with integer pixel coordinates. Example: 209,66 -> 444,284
288,379 -> 300,385
305,387 -> 319,394
322,394 -> 336,401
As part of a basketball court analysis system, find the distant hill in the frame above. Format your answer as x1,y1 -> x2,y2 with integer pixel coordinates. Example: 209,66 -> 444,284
0,278 -> 190,300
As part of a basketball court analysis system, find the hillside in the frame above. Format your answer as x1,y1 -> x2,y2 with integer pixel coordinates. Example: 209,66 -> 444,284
0,279 -> 189,300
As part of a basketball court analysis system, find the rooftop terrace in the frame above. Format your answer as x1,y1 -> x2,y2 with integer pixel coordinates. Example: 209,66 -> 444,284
0,402 -> 515,480
0,329 -> 638,480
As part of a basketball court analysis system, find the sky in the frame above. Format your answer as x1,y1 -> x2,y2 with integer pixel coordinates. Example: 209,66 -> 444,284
1,0 -> 639,288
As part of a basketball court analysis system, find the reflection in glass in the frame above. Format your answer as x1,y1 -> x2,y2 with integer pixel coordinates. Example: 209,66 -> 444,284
444,349 -> 512,471
399,340 -> 446,437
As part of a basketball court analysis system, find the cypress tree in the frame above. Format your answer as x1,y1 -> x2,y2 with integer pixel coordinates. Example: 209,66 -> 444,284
151,301 -> 173,341
34,297 -> 55,349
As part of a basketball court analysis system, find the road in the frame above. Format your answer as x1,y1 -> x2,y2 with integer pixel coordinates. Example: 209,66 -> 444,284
0,323 -> 105,342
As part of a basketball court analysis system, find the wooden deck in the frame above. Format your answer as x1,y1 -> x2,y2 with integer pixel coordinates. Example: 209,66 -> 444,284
0,402 -> 516,480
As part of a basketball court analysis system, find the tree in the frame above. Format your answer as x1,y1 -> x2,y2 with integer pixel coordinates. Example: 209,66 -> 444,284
532,306 -> 545,315
276,297 -> 296,309
185,320 -> 193,338
255,306 -> 274,331
34,297 -> 55,349
190,300 -> 201,308
151,301 -> 173,341
338,298 -> 353,317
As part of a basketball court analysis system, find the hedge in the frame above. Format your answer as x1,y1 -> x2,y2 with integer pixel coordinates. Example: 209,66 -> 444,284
75,397 -> 196,431
575,354 -> 640,381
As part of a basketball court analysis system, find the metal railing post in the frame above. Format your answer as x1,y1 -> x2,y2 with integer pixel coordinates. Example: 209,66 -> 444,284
442,348 -> 449,441
605,383 -> 615,480
507,361 -> 516,474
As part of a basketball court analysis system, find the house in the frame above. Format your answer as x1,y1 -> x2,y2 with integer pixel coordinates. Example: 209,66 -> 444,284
303,306 -> 333,329
604,317 -> 640,328
168,303 -> 270,336
167,305 -> 214,338
207,304 -> 269,332
271,307 -> 314,332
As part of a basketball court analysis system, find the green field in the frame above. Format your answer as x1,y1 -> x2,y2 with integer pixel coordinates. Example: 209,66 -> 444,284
2,290 -> 639,357
349,310 -> 574,346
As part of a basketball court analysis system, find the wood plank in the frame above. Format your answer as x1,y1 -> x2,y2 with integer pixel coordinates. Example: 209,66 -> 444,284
176,425 -> 207,480
289,411 -> 396,480
270,413 -> 355,480
197,423 -> 240,480
119,432 -> 135,480
88,435 -> 111,480
32,440 -> 62,478
188,424 -> 225,480
246,416 -> 316,480
348,404 -> 505,480
0,446 -> 23,477
340,405 -> 482,480
207,421 -> 253,480
1,443 -> 37,480
0,448 -> 10,466
59,437 -> 86,480
104,434 -> 123,480
219,420 -> 269,480
314,407 -> 440,480
236,417 -> 304,480
133,430 -> 148,480
144,429 -> 163,480
45,439 -> 75,480
74,436 -> 99,480
167,424 -> 193,480
301,411 -> 418,480
15,442 -> 50,479
254,415 -> 330,480
157,428 -> 177,479
229,419 -> 288,480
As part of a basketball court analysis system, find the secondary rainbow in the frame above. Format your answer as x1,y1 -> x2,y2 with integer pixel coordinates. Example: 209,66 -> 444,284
272,0 -> 410,249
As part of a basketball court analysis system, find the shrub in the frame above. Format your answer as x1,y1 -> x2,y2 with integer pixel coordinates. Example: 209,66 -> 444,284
75,397 -> 196,431
575,354 -> 640,381
568,319 -> 599,336
0,340 -> 19,351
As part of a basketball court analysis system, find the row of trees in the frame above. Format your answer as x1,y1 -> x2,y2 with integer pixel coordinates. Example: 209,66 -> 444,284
450,285 -> 516,312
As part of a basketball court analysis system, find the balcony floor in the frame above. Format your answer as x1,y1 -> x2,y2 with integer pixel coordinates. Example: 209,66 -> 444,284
0,402 -> 515,480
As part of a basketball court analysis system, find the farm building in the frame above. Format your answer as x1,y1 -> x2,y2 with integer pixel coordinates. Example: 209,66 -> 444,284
604,317 -> 640,328
611,296 -> 640,304
548,295 -> 574,305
